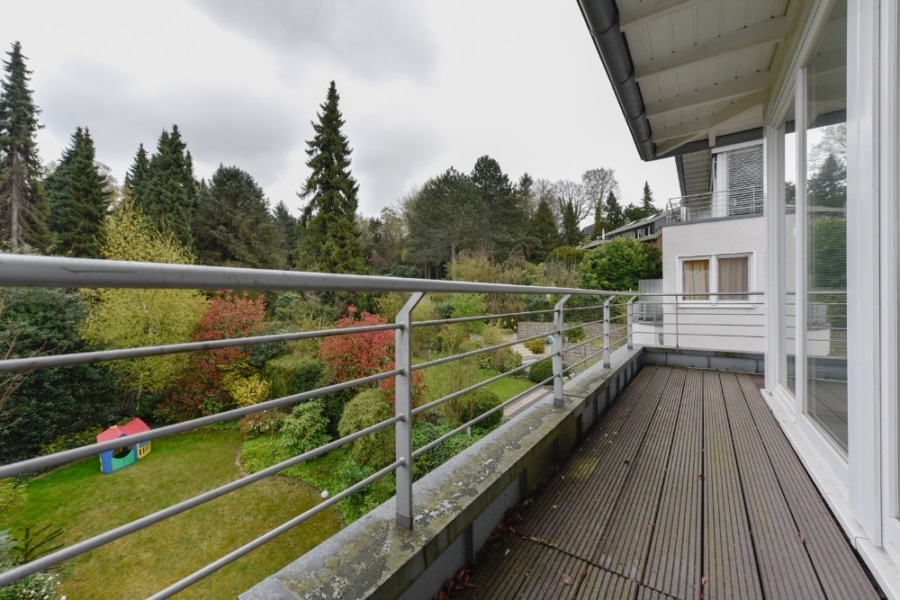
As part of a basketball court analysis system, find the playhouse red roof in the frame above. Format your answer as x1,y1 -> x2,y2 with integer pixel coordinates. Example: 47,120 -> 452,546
96,418 -> 150,443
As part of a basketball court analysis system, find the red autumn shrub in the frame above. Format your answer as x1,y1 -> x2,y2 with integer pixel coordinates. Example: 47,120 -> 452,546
319,306 -> 394,384
157,291 -> 267,422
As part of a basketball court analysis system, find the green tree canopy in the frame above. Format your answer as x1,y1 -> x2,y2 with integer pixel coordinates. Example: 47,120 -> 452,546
809,153 -> 846,209
604,190 -> 624,228
123,143 -> 150,201
45,127 -> 110,257
82,199 -> 207,407
470,155 -> 524,260
193,165 -> 286,269
0,287 -> 120,463
137,125 -> 198,249
0,42 -> 47,249
272,200 -> 298,265
560,200 -> 583,247
295,81 -> 366,274
524,197 -> 560,263
406,167 -> 482,276
579,237 -> 662,291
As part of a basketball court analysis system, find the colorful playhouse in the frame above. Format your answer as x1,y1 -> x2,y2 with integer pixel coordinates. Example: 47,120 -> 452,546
96,418 -> 152,474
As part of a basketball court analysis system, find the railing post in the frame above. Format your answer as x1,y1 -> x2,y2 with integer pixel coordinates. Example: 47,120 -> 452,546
674,294 -> 680,348
395,292 -> 423,530
552,295 -> 571,408
603,297 -> 613,368
627,296 -> 636,350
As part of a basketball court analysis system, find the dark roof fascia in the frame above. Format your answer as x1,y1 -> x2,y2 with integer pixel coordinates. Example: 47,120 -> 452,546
578,0 -> 655,161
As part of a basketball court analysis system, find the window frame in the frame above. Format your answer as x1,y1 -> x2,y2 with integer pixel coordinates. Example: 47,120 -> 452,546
677,252 -> 754,304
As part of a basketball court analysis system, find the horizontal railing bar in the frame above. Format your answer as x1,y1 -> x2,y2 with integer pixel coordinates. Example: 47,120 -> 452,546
0,414 -> 403,587
147,459 -> 403,600
0,323 -> 400,374
0,255 -> 630,297
0,368 -> 401,478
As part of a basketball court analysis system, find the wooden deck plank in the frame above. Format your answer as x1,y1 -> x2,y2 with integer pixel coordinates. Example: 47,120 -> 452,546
592,368 -> 686,578
736,375 -> 881,600
518,366 -> 658,540
720,372 -> 826,598
454,366 -> 882,600
525,367 -> 671,560
642,368 -> 703,598
702,370 -> 763,599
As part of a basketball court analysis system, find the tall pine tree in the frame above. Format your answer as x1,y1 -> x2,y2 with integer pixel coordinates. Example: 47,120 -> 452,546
295,81 -> 365,274
142,125 -> 197,249
640,181 -> 659,215
0,42 -> 47,249
525,197 -> 560,263
45,127 -> 110,257
123,143 -> 150,203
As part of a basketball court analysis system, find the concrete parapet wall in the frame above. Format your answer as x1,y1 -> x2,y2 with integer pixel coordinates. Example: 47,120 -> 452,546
240,347 -> 644,600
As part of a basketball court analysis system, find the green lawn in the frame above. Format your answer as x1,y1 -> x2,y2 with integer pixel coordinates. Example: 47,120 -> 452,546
483,374 -> 534,401
3,428 -> 342,599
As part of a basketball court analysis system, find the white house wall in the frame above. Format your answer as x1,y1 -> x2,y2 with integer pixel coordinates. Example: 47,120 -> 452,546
659,216 -> 766,353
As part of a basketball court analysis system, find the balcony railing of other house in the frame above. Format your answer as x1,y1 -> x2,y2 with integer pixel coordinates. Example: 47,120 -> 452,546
665,185 -> 765,224
0,255 -> 765,598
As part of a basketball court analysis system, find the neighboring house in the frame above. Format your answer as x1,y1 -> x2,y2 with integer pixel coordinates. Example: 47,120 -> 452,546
581,0 -> 900,593
580,212 -> 665,250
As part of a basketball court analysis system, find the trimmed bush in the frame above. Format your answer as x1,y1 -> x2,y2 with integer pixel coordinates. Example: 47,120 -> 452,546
528,359 -> 554,384
278,400 -> 332,455
262,354 -> 324,400
524,338 -> 546,354
338,389 -> 394,469
456,389 -> 503,432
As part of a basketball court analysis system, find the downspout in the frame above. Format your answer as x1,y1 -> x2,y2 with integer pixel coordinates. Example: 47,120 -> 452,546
577,0 -> 655,161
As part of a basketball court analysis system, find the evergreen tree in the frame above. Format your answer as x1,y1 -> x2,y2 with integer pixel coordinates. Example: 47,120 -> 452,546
193,164 -> 286,269
604,191 -> 624,227
640,181 -> 658,215
809,153 -> 846,209
525,197 -> 560,263
560,200 -> 583,247
623,203 -> 645,223
45,127 -> 110,257
143,125 -> 197,249
272,200 -> 298,264
124,143 -> 150,203
0,42 -> 47,249
470,155 -> 524,260
295,81 -> 365,274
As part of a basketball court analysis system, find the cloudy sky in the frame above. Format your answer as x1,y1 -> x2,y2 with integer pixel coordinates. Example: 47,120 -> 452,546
1,0 -> 680,221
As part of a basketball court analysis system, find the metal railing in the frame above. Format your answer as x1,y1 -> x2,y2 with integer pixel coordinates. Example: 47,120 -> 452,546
666,185 -> 765,223
0,255 -> 766,597
632,291 -> 766,352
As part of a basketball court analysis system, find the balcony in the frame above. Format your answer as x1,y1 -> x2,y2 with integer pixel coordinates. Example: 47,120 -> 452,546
0,255 -> 880,599
666,185 -> 765,224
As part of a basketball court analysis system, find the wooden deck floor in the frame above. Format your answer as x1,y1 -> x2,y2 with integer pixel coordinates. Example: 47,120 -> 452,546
455,366 -> 882,600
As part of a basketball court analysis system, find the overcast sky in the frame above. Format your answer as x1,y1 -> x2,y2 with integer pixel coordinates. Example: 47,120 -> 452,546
1,0 -> 680,222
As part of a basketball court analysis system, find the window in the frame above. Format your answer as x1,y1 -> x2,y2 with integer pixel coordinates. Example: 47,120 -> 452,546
719,256 -> 749,300
680,254 -> 751,302
683,259 -> 709,300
